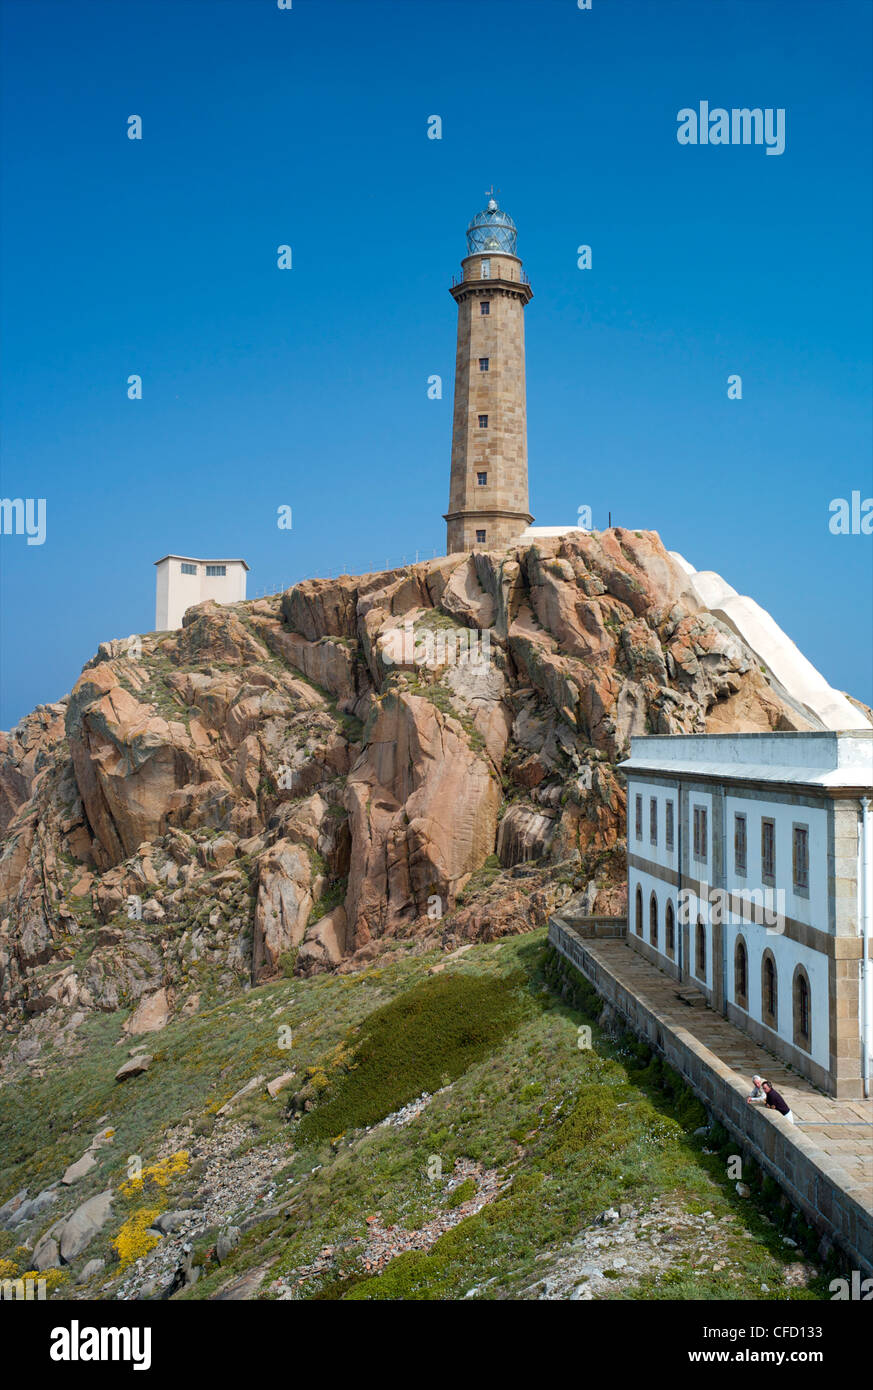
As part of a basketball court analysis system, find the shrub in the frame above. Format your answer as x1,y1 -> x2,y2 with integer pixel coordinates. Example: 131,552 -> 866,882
547,1083 -> 629,1162
446,1178 -> 476,1210
296,970 -> 528,1144
120,1150 -> 189,1197
20,1267 -> 68,1294
112,1208 -> 161,1268
709,1121 -> 729,1150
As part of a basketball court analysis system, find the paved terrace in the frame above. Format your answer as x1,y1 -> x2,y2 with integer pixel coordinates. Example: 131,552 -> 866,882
549,920 -> 873,1272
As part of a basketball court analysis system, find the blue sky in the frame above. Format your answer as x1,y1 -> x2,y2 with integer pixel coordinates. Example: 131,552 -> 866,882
1,0 -> 871,727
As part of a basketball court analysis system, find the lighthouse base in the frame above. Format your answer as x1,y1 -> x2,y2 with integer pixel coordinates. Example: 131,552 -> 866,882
444,509 -> 533,555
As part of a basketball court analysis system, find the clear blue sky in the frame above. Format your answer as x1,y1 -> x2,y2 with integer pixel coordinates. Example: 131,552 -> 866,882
1,0 -> 871,728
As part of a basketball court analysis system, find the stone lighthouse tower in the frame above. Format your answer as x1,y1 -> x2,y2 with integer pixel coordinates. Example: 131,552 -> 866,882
444,196 -> 534,553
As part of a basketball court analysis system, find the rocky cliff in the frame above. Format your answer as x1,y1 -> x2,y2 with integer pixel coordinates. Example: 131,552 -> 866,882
0,530 -> 825,1060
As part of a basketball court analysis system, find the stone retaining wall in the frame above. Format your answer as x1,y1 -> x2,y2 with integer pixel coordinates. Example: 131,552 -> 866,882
555,914 -> 627,940
549,915 -> 873,1276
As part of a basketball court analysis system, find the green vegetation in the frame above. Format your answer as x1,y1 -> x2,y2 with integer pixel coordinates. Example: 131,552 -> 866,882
0,932 -> 837,1303
310,878 -> 346,924
446,1177 -> 476,1209
456,853 -> 502,902
296,969 -> 531,1144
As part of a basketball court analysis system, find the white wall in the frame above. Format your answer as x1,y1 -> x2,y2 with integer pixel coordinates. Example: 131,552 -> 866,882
628,780 -> 680,873
154,559 -> 247,631
724,792 -> 828,929
724,920 -> 830,1071
154,563 -> 169,632
628,863 -> 684,967
627,773 -> 687,978
200,565 -> 247,610
687,787 -> 714,885
626,772 -> 834,1073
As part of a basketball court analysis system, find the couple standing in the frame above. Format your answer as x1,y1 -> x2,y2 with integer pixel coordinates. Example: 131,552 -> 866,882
747,1073 -> 795,1124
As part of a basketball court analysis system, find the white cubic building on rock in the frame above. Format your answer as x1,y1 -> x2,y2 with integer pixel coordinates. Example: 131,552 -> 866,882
619,732 -> 873,1098
154,555 -> 249,632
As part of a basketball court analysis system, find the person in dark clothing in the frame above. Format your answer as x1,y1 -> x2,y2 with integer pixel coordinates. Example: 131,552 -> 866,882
751,1079 -> 795,1124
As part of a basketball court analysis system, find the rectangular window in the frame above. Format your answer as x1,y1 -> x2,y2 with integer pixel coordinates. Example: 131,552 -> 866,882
476,471 -> 487,486
734,813 -> 747,877
793,824 -> 809,893
649,797 -> 657,847
761,818 -> 775,883
478,414 -> 488,428
635,794 -> 643,841
480,301 -> 490,315
475,530 -> 486,544
181,562 -> 197,575
479,358 -> 489,372
665,800 -> 674,851
693,805 -> 707,861
205,564 -> 226,577
481,259 -> 491,279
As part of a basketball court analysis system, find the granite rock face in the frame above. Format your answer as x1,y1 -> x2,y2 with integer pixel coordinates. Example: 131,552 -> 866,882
0,530 -> 832,1044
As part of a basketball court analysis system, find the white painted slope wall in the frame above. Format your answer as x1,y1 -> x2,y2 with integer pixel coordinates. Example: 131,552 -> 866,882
670,551 -> 869,733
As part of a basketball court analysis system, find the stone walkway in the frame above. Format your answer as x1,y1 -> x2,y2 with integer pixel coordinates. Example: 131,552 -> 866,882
578,938 -> 873,1199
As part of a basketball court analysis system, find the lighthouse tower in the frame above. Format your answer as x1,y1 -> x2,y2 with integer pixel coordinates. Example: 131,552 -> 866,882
444,195 -> 534,554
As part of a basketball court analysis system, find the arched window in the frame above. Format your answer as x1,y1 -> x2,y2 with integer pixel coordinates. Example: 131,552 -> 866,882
734,936 -> 748,1010
793,965 -> 811,1050
696,919 -> 706,980
649,893 -> 659,948
635,884 -> 643,936
665,900 -> 675,957
762,950 -> 778,1030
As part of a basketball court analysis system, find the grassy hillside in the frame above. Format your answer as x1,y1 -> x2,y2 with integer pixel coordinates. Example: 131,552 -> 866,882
0,932 -> 833,1301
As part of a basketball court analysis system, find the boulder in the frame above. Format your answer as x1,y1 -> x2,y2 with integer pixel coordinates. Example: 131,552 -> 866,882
65,664 -> 203,865
6,1187 -> 59,1227
115,1054 -> 152,1082
344,690 -> 501,948
58,1189 -> 114,1263
266,1070 -> 296,1099
217,1075 -> 266,1116
61,1150 -> 97,1185
252,842 -> 313,982
297,905 -> 348,973
497,805 -> 556,868
152,1209 -> 197,1235
216,1226 -> 241,1263
125,987 -> 171,1035
0,1187 -> 28,1228
31,1233 -> 61,1271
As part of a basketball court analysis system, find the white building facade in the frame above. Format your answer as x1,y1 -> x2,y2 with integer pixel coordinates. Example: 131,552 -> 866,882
154,555 -> 249,632
619,732 -> 873,1098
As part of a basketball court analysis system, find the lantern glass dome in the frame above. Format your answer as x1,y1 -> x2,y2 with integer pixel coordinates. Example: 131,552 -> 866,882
465,198 -> 518,256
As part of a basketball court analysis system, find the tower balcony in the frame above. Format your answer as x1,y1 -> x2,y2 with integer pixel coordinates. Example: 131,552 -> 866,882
451,267 -> 531,289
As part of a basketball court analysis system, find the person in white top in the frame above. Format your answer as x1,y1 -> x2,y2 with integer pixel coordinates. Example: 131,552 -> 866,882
748,1078 -> 795,1124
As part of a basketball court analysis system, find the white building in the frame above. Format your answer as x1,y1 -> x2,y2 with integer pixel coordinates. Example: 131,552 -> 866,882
619,732 -> 873,1098
154,555 -> 249,632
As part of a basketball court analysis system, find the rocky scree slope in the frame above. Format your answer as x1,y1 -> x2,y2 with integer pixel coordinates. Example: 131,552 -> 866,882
0,530 -> 817,1062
